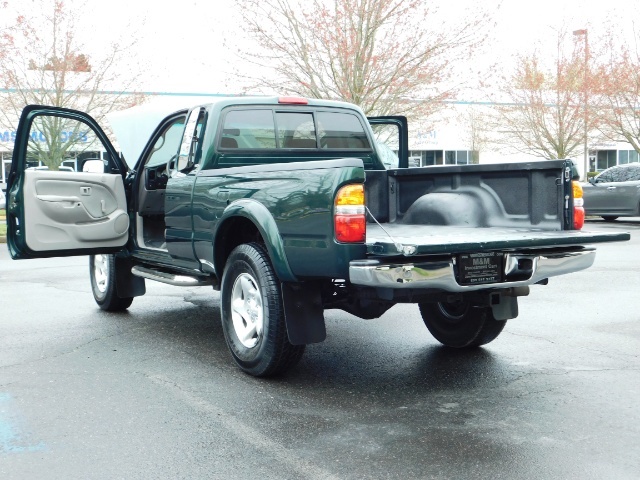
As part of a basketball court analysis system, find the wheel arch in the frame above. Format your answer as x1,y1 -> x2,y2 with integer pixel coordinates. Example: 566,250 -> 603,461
213,199 -> 297,282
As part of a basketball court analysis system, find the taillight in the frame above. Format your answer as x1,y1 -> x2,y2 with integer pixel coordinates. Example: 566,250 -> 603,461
572,180 -> 585,230
334,184 -> 366,243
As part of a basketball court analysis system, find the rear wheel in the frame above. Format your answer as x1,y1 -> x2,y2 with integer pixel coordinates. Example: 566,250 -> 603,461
602,216 -> 618,222
89,254 -> 134,311
220,243 -> 305,377
419,299 -> 506,348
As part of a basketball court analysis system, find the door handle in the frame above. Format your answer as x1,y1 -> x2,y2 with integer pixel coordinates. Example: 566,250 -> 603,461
36,194 -> 81,203
606,186 -> 616,190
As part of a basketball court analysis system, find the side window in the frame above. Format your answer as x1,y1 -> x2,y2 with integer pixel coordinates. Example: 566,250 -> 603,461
220,110 -> 276,149
145,116 -> 186,168
25,115 -> 114,173
630,166 -> 640,181
618,168 -> 633,182
609,167 -> 625,182
596,170 -> 613,183
370,123 -> 400,169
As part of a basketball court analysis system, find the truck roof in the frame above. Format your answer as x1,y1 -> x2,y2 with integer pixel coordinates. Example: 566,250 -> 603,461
107,96 -> 365,166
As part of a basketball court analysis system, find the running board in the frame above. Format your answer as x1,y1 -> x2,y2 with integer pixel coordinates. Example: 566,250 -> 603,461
131,265 -> 213,287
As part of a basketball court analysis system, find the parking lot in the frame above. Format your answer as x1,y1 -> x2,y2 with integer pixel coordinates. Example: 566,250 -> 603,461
1,218 -> 639,479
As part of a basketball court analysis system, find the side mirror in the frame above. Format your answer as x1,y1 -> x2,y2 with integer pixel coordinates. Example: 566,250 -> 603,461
83,159 -> 105,173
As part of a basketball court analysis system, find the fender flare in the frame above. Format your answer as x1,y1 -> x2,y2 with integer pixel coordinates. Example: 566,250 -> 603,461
214,199 -> 297,282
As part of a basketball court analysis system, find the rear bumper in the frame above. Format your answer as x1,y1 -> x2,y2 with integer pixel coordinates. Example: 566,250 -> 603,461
349,249 -> 595,292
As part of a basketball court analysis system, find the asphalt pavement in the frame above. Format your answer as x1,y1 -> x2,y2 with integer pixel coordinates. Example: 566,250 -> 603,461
1,218 -> 639,479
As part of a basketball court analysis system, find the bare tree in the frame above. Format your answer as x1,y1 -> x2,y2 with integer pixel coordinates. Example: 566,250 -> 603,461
490,30 -> 591,160
0,0 -> 144,169
594,30 -> 640,153
464,106 -> 489,164
236,0 -> 492,119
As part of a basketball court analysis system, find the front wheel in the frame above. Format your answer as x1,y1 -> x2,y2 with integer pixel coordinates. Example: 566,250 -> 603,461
419,300 -> 506,348
220,243 -> 305,377
89,254 -> 134,311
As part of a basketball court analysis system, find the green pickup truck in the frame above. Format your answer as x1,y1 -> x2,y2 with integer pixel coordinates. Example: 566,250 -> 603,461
5,97 -> 629,376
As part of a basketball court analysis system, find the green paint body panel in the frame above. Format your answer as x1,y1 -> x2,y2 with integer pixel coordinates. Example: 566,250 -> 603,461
189,158 -> 366,281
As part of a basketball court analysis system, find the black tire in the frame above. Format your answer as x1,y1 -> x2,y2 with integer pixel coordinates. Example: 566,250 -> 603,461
220,243 -> 305,377
602,216 -> 618,222
89,254 -> 134,311
419,300 -> 506,348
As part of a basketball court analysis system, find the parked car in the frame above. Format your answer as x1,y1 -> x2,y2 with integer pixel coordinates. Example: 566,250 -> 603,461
583,163 -> 640,221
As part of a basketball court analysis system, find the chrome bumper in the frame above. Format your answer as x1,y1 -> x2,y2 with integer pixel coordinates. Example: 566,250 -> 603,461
349,249 -> 596,292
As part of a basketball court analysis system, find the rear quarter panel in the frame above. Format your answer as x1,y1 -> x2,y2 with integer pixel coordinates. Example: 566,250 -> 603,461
191,158 -> 366,280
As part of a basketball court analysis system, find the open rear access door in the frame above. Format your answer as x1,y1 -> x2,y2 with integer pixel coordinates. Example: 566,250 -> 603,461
367,116 -> 409,168
6,105 -> 130,259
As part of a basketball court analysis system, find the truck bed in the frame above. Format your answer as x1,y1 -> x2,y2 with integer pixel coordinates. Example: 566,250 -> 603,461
363,161 -> 630,256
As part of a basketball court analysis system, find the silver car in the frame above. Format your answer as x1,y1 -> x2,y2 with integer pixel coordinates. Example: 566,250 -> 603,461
583,163 -> 640,221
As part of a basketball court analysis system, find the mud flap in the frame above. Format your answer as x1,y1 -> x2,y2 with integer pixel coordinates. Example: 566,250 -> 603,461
115,256 -> 146,298
281,282 -> 326,345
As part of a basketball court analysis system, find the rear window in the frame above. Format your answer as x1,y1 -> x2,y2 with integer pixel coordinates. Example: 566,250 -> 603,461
221,110 -> 276,149
219,109 -> 371,150
316,111 -> 370,149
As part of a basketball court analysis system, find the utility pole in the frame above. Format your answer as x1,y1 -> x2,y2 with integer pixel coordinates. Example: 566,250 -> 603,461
573,29 -> 589,180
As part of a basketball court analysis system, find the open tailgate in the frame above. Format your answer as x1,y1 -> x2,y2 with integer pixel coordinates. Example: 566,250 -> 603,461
365,224 -> 630,256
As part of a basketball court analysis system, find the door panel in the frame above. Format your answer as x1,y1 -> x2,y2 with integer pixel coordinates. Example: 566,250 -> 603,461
23,170 -> 128,251
588,182 -> 633,214
6,105 -> 129,259
615,182 -> 640,213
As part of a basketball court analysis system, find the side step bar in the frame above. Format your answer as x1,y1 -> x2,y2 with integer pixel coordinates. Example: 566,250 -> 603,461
131,265 -> 213,287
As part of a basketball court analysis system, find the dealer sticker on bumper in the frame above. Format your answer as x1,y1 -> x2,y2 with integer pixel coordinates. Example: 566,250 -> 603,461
457,252 -> 504,285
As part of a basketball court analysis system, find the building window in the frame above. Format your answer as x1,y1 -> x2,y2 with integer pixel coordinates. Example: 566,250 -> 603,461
444,150 -> 478,165
596,150 -> 617,171
445,151 -> 456,164
424,150 -> 442,166
618,150 -> 639,165
411,150 -> 479,167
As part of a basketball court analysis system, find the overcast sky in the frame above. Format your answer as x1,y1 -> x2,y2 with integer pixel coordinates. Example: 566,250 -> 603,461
4,0 -> 638,96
